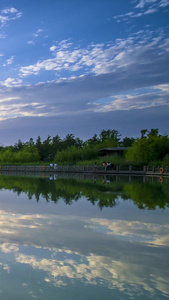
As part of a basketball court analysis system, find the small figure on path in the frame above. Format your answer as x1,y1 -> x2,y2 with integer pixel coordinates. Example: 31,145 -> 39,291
103,162 -> 107,171
106,162 -> 111,170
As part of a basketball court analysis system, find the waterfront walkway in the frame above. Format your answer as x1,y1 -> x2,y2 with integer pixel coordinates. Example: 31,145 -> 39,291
0,165 -> 168,176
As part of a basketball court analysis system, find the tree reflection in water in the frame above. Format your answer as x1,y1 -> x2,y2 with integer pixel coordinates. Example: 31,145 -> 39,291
0,174 -> 168,210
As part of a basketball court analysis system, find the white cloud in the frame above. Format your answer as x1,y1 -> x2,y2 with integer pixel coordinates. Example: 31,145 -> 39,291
0,29 -> 168,141
160,0 -> 169,7
0,262 -> 11,274
135,0 -> 157,9
50,45 -> 57,52
88,218 -> 169,246
27,40 -> 35,45
144,7 -> 158,13
19,31 -> 169,80
8,30 -> 167,129
33,28 -> 44,38
7,56 -> 14,65
0,243 -> 19,253
114,0 -> 169,22
2,7 -> 18,14
0,7 -> 22,27
92,85 -> 169,112
15,245 -> 169,296
0,57 -> 169,121
0,77 -> 22,87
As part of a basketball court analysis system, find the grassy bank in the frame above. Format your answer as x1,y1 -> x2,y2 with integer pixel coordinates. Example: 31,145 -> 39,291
66,155 -> 168,168
0,155 -> 168,168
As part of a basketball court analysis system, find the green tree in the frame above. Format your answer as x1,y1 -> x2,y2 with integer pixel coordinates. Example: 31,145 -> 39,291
125,135 -> 169,163
52,134 -> 61,145
41,135 -> 52,161
87,134 -> 100,147
15,146 -> 39,163
36,136 -> 42,158
62,134 -> 76,149
99,129 -> 121,143
122,137 -> 135,147
0,148 -> 14,162
147,128 -> 159,138
140,129 -> 148,138
50,134 -> 62,160
75,137 -> 84,148
27,138 -> 35,147
14,139 -> 24,151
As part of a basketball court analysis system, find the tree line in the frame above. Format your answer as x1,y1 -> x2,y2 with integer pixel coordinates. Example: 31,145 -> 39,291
0,128 -> 168,164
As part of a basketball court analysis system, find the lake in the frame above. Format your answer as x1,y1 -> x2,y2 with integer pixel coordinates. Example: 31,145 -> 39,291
0,173 -> 168,299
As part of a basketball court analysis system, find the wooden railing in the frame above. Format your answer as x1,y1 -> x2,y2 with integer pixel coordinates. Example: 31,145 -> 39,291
0,165 -> 168,175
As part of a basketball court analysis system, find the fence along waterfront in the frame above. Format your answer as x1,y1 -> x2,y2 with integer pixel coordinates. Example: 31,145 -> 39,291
0,165 -> 168,176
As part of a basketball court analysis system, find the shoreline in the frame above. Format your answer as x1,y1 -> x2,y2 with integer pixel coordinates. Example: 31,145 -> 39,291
0,165 -> 168,177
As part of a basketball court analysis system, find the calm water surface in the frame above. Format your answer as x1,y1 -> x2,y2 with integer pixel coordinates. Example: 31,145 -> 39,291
0,173 -> 168,300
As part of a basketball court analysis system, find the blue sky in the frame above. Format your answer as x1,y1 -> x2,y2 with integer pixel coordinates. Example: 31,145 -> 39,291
0,0 -> 169,145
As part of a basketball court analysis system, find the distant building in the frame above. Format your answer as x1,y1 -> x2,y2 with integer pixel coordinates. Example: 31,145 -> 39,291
98,147 -> 129,156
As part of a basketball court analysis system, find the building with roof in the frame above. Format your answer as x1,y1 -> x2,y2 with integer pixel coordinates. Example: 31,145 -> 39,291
98,147 -> 129,156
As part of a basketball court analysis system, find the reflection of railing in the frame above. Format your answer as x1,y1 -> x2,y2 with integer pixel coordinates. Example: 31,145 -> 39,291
0,165 -> 168,176
0,172 -> 168,210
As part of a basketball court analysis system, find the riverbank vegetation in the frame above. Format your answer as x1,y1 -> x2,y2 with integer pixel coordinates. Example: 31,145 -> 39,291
0,128 -> 168,166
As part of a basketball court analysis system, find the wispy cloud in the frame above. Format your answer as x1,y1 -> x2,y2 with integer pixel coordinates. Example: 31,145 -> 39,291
7,56 -> 14,65
26,28 -> 45,46
0,208 -> 166,296
12,215 -> 169,296
114,0 -> 169,22
33,28 -> 44,38
0,33 -> 7,39
27,40 -> 35,46
135,0 -> 169,9
19,30 -> 169,80
144,7 -> 158,13
0,7 -> 22,27
135,0 -> 157,9
3,56 -> 15,67
0,28 -> 167,122
0,77 -> 22,87
160,0 -> 169,7
92,85 -> 169,112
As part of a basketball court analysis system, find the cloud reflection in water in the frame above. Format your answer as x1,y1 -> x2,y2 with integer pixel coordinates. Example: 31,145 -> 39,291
0,209 -> 168,298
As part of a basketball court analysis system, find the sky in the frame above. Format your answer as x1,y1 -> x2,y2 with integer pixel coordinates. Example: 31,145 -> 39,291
0,0 -> 169,145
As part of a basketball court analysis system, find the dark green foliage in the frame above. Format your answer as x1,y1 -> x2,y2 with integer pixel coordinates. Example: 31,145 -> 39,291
14,139 -> 24,151
140,129 -> 148,138
0,145 -> 39,163
125,135 -> 169,163
0,128 -> 168,164
121,137 -> 135,147
0,129 -> 122,163
99,129 -> 121,143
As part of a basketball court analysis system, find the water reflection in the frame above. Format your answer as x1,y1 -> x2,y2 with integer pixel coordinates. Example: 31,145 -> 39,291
0,174 -> 168,299
0,173 -> 169,210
